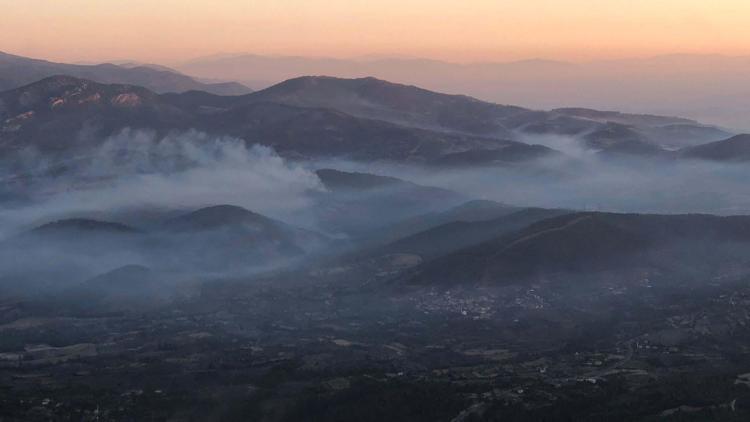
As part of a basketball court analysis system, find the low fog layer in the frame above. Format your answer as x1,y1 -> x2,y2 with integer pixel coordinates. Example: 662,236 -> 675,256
5,129 -> 750,238
316,132 -> 750,216
2,129 -> 750,299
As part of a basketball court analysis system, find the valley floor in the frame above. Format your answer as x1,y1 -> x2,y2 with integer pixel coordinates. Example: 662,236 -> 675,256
3,270 -> 750,421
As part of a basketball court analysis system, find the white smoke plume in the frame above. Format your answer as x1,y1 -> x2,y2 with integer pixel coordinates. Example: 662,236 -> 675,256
0,129 -> 325,237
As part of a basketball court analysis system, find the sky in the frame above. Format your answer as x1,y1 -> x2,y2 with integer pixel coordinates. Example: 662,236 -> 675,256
2,0 -> 750,64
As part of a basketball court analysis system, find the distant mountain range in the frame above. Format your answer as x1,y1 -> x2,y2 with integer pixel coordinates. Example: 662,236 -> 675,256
0,51 -> 252,95
0,74 -> 739,165
178,53 -> 750,130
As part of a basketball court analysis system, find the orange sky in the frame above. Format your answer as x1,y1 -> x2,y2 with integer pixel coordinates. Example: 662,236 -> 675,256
3,0 -> 750,63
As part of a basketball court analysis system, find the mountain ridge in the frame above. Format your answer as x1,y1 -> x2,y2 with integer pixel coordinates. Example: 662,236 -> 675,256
0,74 -> 741,164
177,52 -> 750,130
0,50 -> 252,95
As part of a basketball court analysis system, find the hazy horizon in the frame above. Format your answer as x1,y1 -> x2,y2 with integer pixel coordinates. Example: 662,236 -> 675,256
6,48 -> 750,68
4,0 -> 750,64
5,46 -> 750,72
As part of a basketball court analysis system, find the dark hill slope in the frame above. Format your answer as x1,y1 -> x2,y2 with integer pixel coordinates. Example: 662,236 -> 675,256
30,218 -> 139,236
0,76 -> 189,153
196,102 -> 528,161
310,170 -> 465,237
247,76 -> 524,137
161,204 -> 283,232
679,134 -> 750,162
367,200 -> 520,246
409,212 -> 750,286
158,205 -> 330,269
378,208 -> 568,260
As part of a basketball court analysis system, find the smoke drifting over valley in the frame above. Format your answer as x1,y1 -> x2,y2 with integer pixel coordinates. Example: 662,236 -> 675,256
314,137 -> 750,216
3,121 -> 750,300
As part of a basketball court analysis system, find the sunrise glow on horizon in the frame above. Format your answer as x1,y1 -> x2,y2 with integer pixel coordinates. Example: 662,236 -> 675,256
3,0 -> 750,64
